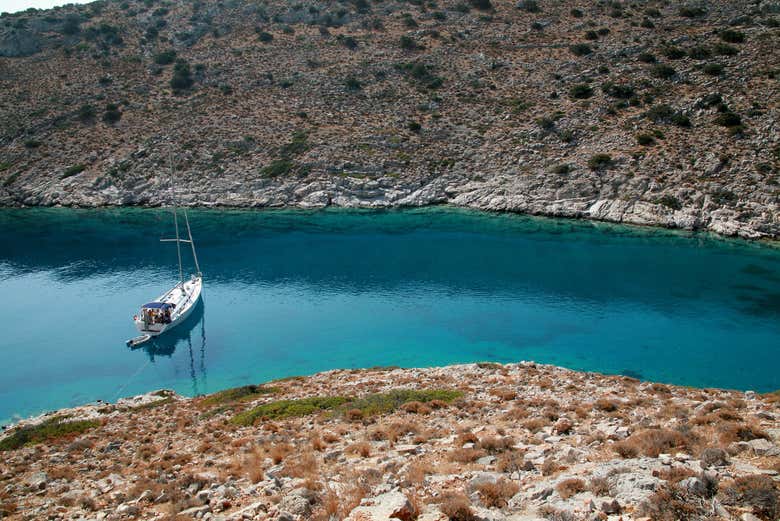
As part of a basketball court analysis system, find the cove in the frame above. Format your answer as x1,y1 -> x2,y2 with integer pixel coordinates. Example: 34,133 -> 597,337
0,207 -> 779,425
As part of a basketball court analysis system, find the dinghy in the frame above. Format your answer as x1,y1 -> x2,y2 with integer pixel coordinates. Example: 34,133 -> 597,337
128,158 -> 202,345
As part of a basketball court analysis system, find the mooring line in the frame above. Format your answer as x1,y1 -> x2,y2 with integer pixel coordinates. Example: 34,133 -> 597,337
113,358 -> 152,403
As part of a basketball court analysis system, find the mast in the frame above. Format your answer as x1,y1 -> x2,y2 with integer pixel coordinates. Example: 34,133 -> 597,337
183,208 -> 201,277
170,153 -> 184,284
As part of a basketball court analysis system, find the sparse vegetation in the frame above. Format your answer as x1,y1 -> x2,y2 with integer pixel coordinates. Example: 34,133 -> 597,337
0,417 -> 99,451
588,153 -> 613,170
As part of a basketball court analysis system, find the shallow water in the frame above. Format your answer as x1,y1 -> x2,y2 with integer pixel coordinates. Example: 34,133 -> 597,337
0,207 -> 779,424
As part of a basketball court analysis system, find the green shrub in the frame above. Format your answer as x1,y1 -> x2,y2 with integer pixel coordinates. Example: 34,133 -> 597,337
585,30 -> 598,40
657,195 -> 682,210
170,60 -> 194,93
588,153 -> 613,170
0,417 -> 99,451
62,164 -> 86,178
569,43 -> 593,56
688,45 -> 711,59
720,30 -> 745,43
77,104 -> 95,122
714,112 -> 741,127
24,139 -> 41,148
638,53 -> 656,63
679,6 -> 706,18
102,103 -> 122,123
703,63 -> 724,76
344,76 -> 362,90
339,35 -> 358,49
202,385 -> 278,407
651,64 -> 676,79
569,84 -> 593,99
408,121 -> 421,132
636,133 -> 656,146
402,14 -> 418,28
260,159 -> 294,178
400,35 -> 417,50
279,131 -> 309,158
710,188 -> 736,204
153,50 -> 176,65
257,30 -> 273,42
469,0 -> 492,10
518,0 -> 539,12
231,389 -> 462,425
662,46 -> 686,60
551,163 -> 571,174
713,43 -> 738,56
602,82 -> 635,99
570,8 -> 583,18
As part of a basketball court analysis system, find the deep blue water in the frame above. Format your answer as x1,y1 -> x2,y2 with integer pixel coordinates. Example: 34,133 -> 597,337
0,207 -> 779,425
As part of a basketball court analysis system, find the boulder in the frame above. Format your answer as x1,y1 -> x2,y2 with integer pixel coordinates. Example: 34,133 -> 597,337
699,447 -> 730,468
346,489 -> 415,521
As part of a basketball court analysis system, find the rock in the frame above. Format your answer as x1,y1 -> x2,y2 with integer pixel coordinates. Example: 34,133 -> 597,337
136,489 -> 154,502
179,504 -> 211,517
679,477 -> 708,497
477,456 -> 496,465
26,472 -> 48,490
346,489 -> 415,521
468,473 -> 501,493
747,438 -> 780,456
115,503 -> 139,516
600,499 -> 621,514
554,418 -> 573,435
741,514 -> 762,521
279,492 -> 312,517
700,447 -> 730,468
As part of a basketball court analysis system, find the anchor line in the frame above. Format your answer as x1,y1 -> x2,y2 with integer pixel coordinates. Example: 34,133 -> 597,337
113,357 -> 153,403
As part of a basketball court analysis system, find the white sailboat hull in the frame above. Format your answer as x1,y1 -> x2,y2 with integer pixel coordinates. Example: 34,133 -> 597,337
134,276 -> 202,337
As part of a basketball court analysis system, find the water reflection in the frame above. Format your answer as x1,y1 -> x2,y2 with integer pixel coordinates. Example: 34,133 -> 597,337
129,300 -> 207,395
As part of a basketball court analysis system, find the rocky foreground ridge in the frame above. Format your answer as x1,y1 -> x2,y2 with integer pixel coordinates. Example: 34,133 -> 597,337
1,362 -> 779,521
0,0 -> 779,238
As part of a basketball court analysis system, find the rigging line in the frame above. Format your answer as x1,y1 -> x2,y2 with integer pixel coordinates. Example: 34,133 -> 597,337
113,357 -> 153,403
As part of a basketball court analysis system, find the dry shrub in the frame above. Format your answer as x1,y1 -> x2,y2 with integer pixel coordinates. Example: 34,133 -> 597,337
480,435 -> 514,454
523,417 -> 549,433
650,383 -> 671,395
489,389 -> 517,401
406,460 -> 433,485
438,493 -> 476,521
637,483 -> 703,521
476,478 -> 520,508
595,398 -> 618,412
283,450 -> 318,479
242,446 -> 265,483
538,378 -> 553,389
449,447 -> 485,463
48,465 -> 77,480
556,478 -> 586,499
346,441 -> 371,458
456,431 -> 479,446
613,428 -> 690,458
496,449 -> 530,473
656,466 -> 695,483
541,457 -> 560,476
573,406 -> 590,419
322,431 -> 339,443
588,476 -> 610,496
269,442 -> 293,464
502,407 -> 530,421
310,433 -> 325,452
718,422 -> 769,445
345,409 -> 364,421
554,418 -> 573,434
719,475 -> 779,520
401,401 -> 432,415
538,505 -> 579,521
428,399 -> 450,409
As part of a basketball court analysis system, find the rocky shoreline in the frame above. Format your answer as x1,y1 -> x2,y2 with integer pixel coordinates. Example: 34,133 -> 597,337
1,362 -> 778,521
2,172 -> 777,240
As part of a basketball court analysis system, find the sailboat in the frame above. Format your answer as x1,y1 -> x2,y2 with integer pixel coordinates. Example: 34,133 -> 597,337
127,159 -> 203,347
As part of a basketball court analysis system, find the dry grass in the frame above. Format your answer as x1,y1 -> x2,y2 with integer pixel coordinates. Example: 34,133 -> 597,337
269,442 -> 293,464
588,476 -> 610,496
475,478 -> 520,507
480,435 -> 514,454
613,428 -> 691,458
405,459 -> 433,485
449,447 -> 485,463
595,398 -> 618,412
556,478 -> 586,499
346,441 -> 371,458
719,475 -> 779,520
437,493 -> 475,521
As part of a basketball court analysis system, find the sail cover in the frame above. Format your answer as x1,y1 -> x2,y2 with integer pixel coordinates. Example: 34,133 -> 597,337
142,302 -> 173,309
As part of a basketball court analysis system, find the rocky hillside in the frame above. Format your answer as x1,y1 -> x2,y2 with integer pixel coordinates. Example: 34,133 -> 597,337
0,0 -> 778,238
0,362 -> 779,521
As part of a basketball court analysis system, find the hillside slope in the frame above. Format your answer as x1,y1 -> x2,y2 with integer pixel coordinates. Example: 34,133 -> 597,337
0,0 -> 778,237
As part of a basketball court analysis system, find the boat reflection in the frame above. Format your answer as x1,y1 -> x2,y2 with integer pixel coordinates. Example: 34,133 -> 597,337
128,299 -> 207,394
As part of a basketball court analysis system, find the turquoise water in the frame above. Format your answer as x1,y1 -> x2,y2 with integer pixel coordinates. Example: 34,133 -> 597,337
0,207 -> 779,425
